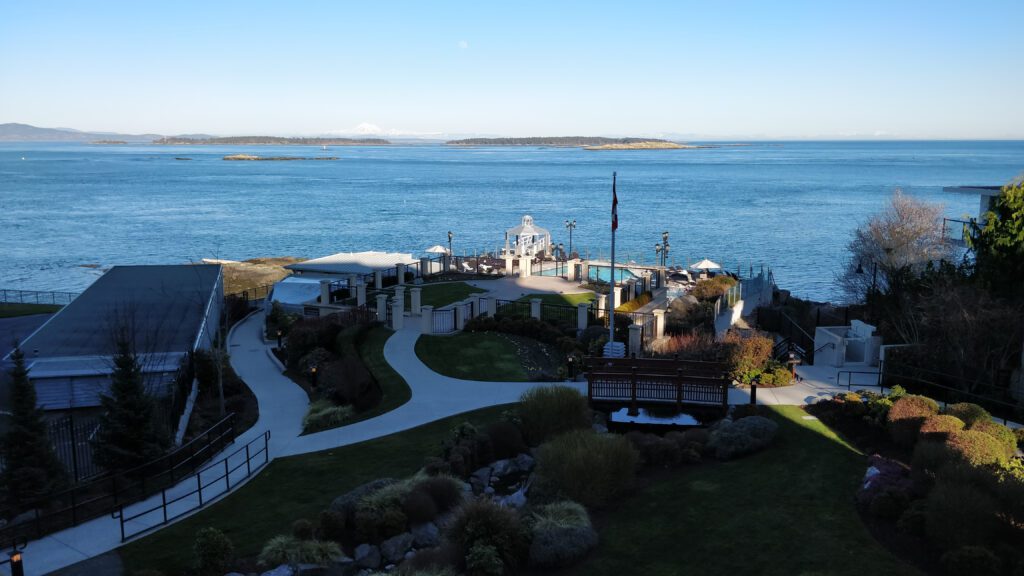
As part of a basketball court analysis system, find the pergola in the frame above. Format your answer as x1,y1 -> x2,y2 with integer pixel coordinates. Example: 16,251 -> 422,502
502,215 -> 552,258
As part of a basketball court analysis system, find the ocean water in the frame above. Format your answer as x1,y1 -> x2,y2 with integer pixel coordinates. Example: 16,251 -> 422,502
1,141 -> 1021,301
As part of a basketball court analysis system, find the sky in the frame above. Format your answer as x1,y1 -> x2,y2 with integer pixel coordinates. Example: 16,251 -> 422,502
1,0 -> 1022,139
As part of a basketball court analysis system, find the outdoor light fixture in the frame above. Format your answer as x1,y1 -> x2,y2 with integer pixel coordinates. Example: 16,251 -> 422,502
564,219 -> 576,255
311,366 -> 318,387
9,551 -> 23,576
655,231 -> 670,267
447,231 -> 453,256
276,329 -> 283,349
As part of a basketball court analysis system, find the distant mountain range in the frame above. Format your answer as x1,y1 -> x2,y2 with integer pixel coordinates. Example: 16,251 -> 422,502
446,136 -> 673,147
0,123 -> 172,142
154,136 -> 390,146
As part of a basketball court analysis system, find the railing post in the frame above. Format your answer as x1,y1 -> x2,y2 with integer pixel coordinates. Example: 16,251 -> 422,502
224,458 -> 230,490
245,444 -> 252,475
119,505 -> 126,542
675,368 -> 683,411
197,474 -> 203,507
162,489 -> 168,523
629,367 -> 639,416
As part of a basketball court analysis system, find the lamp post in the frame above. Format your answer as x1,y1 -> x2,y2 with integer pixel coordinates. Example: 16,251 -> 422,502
9,550 -> 24,576
654,231 -> 670,267
310,365 -> 318,388
276,329 -> 283,349
447,231 -> 453,256
557,242 -> 565,276
564,219 -> 576,256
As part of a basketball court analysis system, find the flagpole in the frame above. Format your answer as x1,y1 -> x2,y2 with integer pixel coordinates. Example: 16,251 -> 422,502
609,172 -> 617,346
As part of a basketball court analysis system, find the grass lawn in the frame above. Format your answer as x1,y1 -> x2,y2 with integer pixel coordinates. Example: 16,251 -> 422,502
0,302 -> 62,318
568,405 -> 919,576
406,281 -> 486,309
347,326 -> 412,424
516,292 -> 595,307
120,404 -> 512,575
416,332 -> 529,381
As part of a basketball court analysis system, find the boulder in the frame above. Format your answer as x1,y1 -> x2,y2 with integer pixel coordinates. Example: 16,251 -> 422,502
261,565 -> 294,576
483,486 -> 495,495
354,544 -> 381,570
330,479 -> 396,516
380,532 -> 414,565
490,458 -> 514,477
513,453 -> 535,472
297,564 -> 327,576
325,556 -> 356,576
411,522 -> 440,547
470,466 -> 492,486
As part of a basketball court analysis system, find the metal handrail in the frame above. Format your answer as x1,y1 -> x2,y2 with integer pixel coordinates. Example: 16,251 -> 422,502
837,369 -> 884,390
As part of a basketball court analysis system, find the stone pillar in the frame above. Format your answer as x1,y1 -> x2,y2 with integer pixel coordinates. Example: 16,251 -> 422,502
375,293 -> 388,323
421,305 -> 434,334
530,298 -> 542,320
396,263 -> 406,285
348,274 -> 358,289
374,270 -> 383,290
410,287 -> 422,315
611,286 -> 622,310
628,324 -> 643,358
455,304 -> 466,331
521,259 -> 532,277
356,283 -> 367,307
391,297 -> 404,330
394,285 -> 406,309
579,260 -> 589,283
481,297 -> 496,317
577,302 -> 589,332
597,294 -> 608,318
504,256 -> 514,276
420,256 -> 430,278
469,295 -> 482,317
653,309 -> 666,339
320,280 -> 331,304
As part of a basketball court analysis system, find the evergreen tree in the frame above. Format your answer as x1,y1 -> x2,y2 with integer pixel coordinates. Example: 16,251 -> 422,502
1,345 -> 68,510
91,335 -> 170,474
970,181 -> 1024,296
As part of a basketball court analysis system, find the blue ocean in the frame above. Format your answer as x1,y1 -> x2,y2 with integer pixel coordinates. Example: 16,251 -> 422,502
1,141 -> 1021,301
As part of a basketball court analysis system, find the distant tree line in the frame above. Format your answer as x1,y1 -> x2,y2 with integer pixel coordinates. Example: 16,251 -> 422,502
446,136 -> 669,146
153,136 -> 391,145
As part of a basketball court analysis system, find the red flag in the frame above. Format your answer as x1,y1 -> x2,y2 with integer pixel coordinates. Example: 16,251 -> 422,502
611,172 -> 618,232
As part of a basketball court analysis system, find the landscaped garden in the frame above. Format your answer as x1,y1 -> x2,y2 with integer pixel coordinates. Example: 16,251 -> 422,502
415,332 -> 535,381
411,282 -> 487,309
117,383 -> 929,576
515,292 -> 595,307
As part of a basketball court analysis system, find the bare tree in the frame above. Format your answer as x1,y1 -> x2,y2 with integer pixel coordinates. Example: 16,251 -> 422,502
837,189 -> 954,304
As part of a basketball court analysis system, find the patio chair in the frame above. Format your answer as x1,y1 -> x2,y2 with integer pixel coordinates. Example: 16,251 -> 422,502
461,262 -> 474,273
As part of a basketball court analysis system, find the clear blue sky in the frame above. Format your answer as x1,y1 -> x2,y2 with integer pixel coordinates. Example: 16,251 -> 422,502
2,0 -> 1022,139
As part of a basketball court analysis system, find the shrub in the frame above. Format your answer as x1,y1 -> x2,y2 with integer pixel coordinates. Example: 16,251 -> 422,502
303,400 -> 354,434
535,430 -> 638,507
292,518 -> 314,540
402,488 -> 439,525
258,535 -> 344,566
926,480 -> 1000,550
193,527 -> 233,576
690,275 -> 737,301
321,354 -> 381,411
448,500 -> 529,573
968,420 -> 1017,458
465,543 -> 504,576
911,440 -> 953,490
757,362 -> 794,387
887,384 -> 907,399
707,416 -> 778,460
518,386 -> 591,445
353,479 -> 414,542
626,432 -> 681,467
887,395 -> 940,447
897,499 -> 928,537
944,430 -> 1009,467
318,509 -> 347,543
940,546 -> 1002,576
868,487 -> 909,520
412,475 -> 464,513
682,427 -> 710,446
485,420 -> 527,459
615,291 -> 652,313
944,402 -> 991,426
723,331 -> 773,384
649,331 -> 720,359
528,501 -> 598,568
918,415 -> 965,441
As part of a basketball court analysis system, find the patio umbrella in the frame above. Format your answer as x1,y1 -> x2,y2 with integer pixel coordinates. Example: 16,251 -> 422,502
689,258 -> 722,270
425,245 -> 449,254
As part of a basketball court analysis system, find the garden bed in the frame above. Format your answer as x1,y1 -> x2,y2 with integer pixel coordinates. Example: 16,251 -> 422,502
416,332 -> 562,381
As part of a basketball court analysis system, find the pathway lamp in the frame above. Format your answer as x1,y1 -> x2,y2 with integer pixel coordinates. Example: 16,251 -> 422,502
855,259 -> 878,295
9,550 -> 23,576
447,231 -> 453,255
276,329 -> 283,349
310,365 -> 318,388
654,231 -> 670,267
564,219 -> 576,255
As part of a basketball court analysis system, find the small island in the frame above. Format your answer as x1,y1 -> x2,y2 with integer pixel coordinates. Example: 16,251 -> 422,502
584,141 -> 708,150
447,136 -> 676,147
91,139 -> 127,145
223,154 -> 339,161
157,136 -> 389,146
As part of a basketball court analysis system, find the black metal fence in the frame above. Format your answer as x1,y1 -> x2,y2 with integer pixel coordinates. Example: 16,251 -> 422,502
494,299 -> 531,318
0,288 -> 79,306
118,429 -> 270,541
0,415 -> 102,483
881,361 -> 1021,425
0,413 -> 237,545
226,283 -> 273,303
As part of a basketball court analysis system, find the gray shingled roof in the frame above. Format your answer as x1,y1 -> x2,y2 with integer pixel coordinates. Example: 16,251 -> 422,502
18,265 -> 222,359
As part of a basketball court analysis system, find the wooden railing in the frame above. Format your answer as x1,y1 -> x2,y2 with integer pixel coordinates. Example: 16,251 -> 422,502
584,357 -> 730,412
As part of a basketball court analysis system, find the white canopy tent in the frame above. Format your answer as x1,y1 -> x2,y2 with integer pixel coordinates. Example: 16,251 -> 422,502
424,245 -> 449,254
689,258 -> 722,270
269,276 -> 323,311
285,251 -> 419,276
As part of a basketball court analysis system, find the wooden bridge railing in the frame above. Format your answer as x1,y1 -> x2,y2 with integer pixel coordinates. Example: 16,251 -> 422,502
584,357 -> 730,414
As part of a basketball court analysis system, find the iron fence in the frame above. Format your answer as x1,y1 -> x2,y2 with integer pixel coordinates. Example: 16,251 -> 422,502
432,309 -> 455,334
0,415 -> 102,483
226,283 -> 273,303
0,413 -> 237,545
118,429 -> 270,541
494,299 -> 531,318
0,288 -> 79,306
541,303 -> 577,328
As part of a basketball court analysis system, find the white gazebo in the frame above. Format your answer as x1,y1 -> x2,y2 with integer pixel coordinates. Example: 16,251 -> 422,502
501,215 -> 552,258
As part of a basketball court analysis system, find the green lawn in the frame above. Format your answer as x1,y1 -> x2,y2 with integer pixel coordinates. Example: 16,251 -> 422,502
348,326 -> 412,424
416,332 -> 529,381
516,292 -> 596,307
408,281 -> 486,309
120,404 -> 512,575
0,302 -> 62,318
568,405 -> 919,576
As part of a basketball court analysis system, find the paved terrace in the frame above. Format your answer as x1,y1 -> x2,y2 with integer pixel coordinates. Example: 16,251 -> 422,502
9,276 -> 887,576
